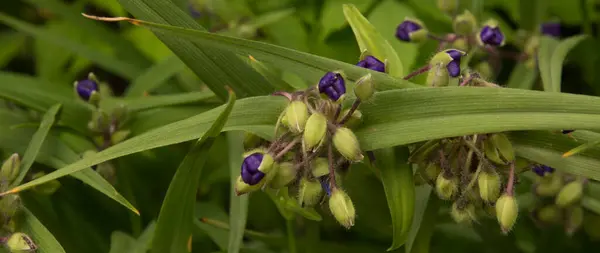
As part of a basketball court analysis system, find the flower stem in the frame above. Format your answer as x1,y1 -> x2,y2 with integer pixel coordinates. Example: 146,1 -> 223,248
338,100 -> 360,125
403,64 -> 431,80
328,143 -> 338,190
506,162 -> 515,196
286,219 -> 297,253
274,137 -> 300,161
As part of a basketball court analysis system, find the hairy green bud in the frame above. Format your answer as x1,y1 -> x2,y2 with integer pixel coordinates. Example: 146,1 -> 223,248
353,74 -> 374,102
478,171 -> 501,202
536,205 -> 562,224
426,63 -> 450,87
496,194 -> 518,233
437,0 -> 458,14
453,10 -> 477,35
435,173 -> 458,200
269,162 -> 296,189
555,180 -> 584,208
451,38 -> 469,52
566,206 -> 584,235
6,232 -> 36,253
333,127 -> 363,162
284,101 -> 309,133
1,153 -> 20,183
0,194 -> 21,218
329,189 -> 356,229
234,176 -> 262,195
311,158 -> 330,178
451,202 -> 476,224
298,178 -> 323,207
303,113 -> 327,151
535,173 -> 563,197
490,133 -> 515,162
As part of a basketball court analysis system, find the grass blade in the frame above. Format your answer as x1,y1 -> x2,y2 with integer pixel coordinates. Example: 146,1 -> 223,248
537,36 -> 559,92
11,104 -> 62,187
507,63 -> 537,90
406,194 -> 440,253
562,138 -> 600,158
151,89 -> 236,253
17,207 -> 67,253
125,55 -> 187,97
343,4 -> 403,77
116,92 -> 216,112
226,132 -> 248,253
583,197 -> 600,216
549,35 -> 588,92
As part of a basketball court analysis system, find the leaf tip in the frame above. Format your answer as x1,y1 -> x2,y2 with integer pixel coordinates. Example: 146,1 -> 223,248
248,55 -> 256,62
562,151 -> 574,158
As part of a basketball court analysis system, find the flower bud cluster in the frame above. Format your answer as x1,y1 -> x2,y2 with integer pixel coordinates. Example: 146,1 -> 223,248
530,167 -> 587,236
410,133 -> 520,232
235,67 -> 378,228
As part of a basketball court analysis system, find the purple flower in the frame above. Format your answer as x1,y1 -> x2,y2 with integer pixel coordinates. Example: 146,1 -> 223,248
76,79 -> 98,101
541,22 -> 561,37
357,56 -> 385,72
396,20 -> 423,42
479,25 -> 505,46
241,153 -> 266,185
532,165 -> 555,177
318,72 -> 346,101
446,49 -> 463,77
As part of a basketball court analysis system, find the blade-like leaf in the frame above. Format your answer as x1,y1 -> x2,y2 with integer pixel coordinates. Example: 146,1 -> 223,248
8,87 -> 600,192
562,138 -> 600,158
538,35 -> 587,92
372,147 -> 414,250
537,36 -> 559,92
406,194 -> 440,253
12,104 -> 62,186
403,185 -> 432,253
582,197 -> 600,216
125,55 -> 187,97
343,4 -> 403,77
117,0 -> 273,100
151,89 -> 236,253
18,207 -> 67,253
115,92 -> 216,112
226,132 -> 248,253
507,63 -> 537,90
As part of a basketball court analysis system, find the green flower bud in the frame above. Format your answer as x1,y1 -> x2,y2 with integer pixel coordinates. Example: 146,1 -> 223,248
555,181 -> 584,208
328,189 -> 356,229
453,10 -> 477,35
303,113 -> 327,151
111,104 -> 128,122
524,36 -> 540,56
269,162 -> 296,189
524,58 -> 536,70
450,201 -> 476,224
298,178 -> 323,207
284,101 -> 309,133
483,138 -> 505,165
1,153 -> 20,183
490,133 -> 515,162
435,173 -> 458,200
110,130 -> 131,145
31,172 -> 61,195
337,109 -> 362,128
423,163 -> 442,183
495,194 -> 518,233
451,38 -> 469,52
6,232 -> 36,253
311,158 -> 330,178
478,171 -> 501,202
353,74 -> 374,102
535,205 -> 562,224
474,62 -> 492,79
235,176 -> 262,195
437,0 -> 458,14
566,206 -> 583,235
332,127 -> 363,162
0,194 -> 21,218
426,64 -> 450,87
535,174 -> 563,197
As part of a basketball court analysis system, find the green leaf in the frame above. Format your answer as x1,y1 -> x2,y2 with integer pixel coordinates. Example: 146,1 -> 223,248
372,147 -> 414,250
0,32 -> 25,68
109,222 -> 156,253
17,207 -> 67,253
151,90 -> 236,253
507,63 -> 537,90
125,55 -> 187,97
0,12 -> 142,79
562,138 -> 600,158
582,197 -> 600,216
343,4 -> 403,77
116,92 -> 217,112
538,35 -> 587,92
319,0 -> 374,39
403,185 -> 431,253
11,104 -> 62,186
9,87 -> 600,192
406,194 -> 440,253
117,0 -> 273,100
226,131 -> 248,253
519,0 -> 545,31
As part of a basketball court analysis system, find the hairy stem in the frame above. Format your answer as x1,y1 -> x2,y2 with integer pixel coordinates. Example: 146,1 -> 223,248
403,64 -> 432,80
338,100 -> 360,125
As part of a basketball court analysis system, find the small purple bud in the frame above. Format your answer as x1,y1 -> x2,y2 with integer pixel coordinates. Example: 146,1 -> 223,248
561,129 -> 575,134
541,22 -> 561,37
318,72 -> 346,101
319,176 -> 331,196
241,153 -> 266,185
479,25 -> 505,46
532,165 -> 554,177
356,56 -> 385,73
76,79 -> 99,101
446,49 -> 463,77
396,20 -> 423,42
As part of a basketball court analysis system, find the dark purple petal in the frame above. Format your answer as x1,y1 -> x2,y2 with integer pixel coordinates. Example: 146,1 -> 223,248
318,72 -> 346,101
241,152 -> 266,185
76,79 -> 98,101
561,129 -> 575,134
188,3 -> 202,18
396,20 -> 422,42
532,165 -> 554,177
446,49 -> 462,60
356,56 -> 385,72
479,26 -> 504,46
541,22 -> 561,37
250,172 -> 265,185
241,169 -> 252,184
319,176 -> 331,196
446,60 -> 461,77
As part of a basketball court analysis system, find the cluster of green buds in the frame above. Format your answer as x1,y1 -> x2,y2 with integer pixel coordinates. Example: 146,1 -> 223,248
74,73 -> 130,183
410,133 -> 519,233
1,232 -> 37,252
235,67 -> 376,228
529,165 -> 587,235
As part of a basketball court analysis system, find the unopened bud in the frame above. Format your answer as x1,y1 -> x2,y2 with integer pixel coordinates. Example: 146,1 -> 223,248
483,138 -> 504,165
478,171 -> 501,202
235,176 -> 262,195
435,173 -> 458,200
396,18 -> 428,43
284,101 -> 309,133
437,0 -> 458,14
328,189 -> 356,228
110,130 -> 131,145
1,153 -> 20,183
451,201 -> 476,224
524,36 -> 540,56
453,10 -> 477,35
490,133 -> 515,162
451,38 -> 469,52
0,194 -> 21,218
566,206 -> 583,236
474,62 -> 492,79
555,181 -> 584,207
311,158 -> 330,178
423,163 -> 442,183
303,113 -> 327,151
333,127 -> 363,162
31,172 -> 61,195
6,232 -> 36,252
298,178 -> 323,207
535,174 -> 563,197
337,109 -> 362,128
269,162 -> 296,189
495,194 -> 518,233
426,64 -> 450,87
241,150 -> 275,186
353,74 -> 374,102
535,205 -> 562,224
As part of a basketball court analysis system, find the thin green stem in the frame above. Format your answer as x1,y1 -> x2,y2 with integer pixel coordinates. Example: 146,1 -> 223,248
286,219 -> 297,253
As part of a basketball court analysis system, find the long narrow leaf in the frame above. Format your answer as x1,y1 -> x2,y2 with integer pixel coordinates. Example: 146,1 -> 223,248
18,207 -> 67,253
151,89 -> 236,253
226,132 -> 248,253
125,55 -> 186,97
117,92 -> 216,112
